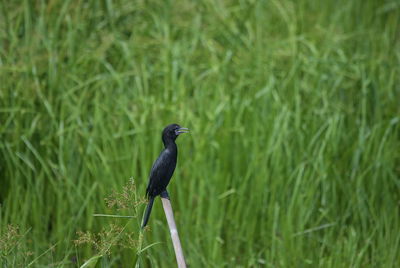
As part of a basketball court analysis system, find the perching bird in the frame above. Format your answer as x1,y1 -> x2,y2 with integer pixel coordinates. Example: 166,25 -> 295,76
142,124 -> 189,228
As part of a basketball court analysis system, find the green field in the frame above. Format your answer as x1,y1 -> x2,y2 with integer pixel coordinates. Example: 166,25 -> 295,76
1,0 -> 399,267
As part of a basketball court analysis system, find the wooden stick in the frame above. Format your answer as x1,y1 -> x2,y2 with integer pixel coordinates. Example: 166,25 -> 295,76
160,196 -> 187,268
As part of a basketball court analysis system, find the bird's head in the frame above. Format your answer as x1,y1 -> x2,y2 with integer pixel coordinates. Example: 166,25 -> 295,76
162,123 -> 189,145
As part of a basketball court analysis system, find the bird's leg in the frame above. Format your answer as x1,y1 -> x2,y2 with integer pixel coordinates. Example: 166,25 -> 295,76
160,190 -> 170,200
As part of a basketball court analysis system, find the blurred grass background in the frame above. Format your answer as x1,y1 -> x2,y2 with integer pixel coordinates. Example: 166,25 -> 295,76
0,0 -> 399,267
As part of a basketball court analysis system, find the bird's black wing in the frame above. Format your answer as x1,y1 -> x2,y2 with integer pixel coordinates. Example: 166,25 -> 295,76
146,149 -> 176,197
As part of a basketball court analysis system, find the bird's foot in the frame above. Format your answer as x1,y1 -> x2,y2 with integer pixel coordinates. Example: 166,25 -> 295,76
160,190 -> 170,199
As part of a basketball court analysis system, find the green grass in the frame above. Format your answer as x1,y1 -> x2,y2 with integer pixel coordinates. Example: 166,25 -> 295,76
1,0 -> 399,267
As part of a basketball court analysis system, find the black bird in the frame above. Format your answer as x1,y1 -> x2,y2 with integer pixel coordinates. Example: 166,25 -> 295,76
142,124 -> 189,228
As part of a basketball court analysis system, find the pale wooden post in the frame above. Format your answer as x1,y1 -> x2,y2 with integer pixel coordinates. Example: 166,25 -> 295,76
161,197 -> 187,268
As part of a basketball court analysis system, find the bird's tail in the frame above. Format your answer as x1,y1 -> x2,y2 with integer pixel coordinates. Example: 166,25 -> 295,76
141,196 -> 155,228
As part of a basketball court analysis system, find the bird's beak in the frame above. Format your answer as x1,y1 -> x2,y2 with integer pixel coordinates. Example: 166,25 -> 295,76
177,127 -> 190,134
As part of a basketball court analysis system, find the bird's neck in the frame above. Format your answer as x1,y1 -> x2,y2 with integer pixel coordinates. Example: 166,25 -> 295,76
163,139 -> 177,151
